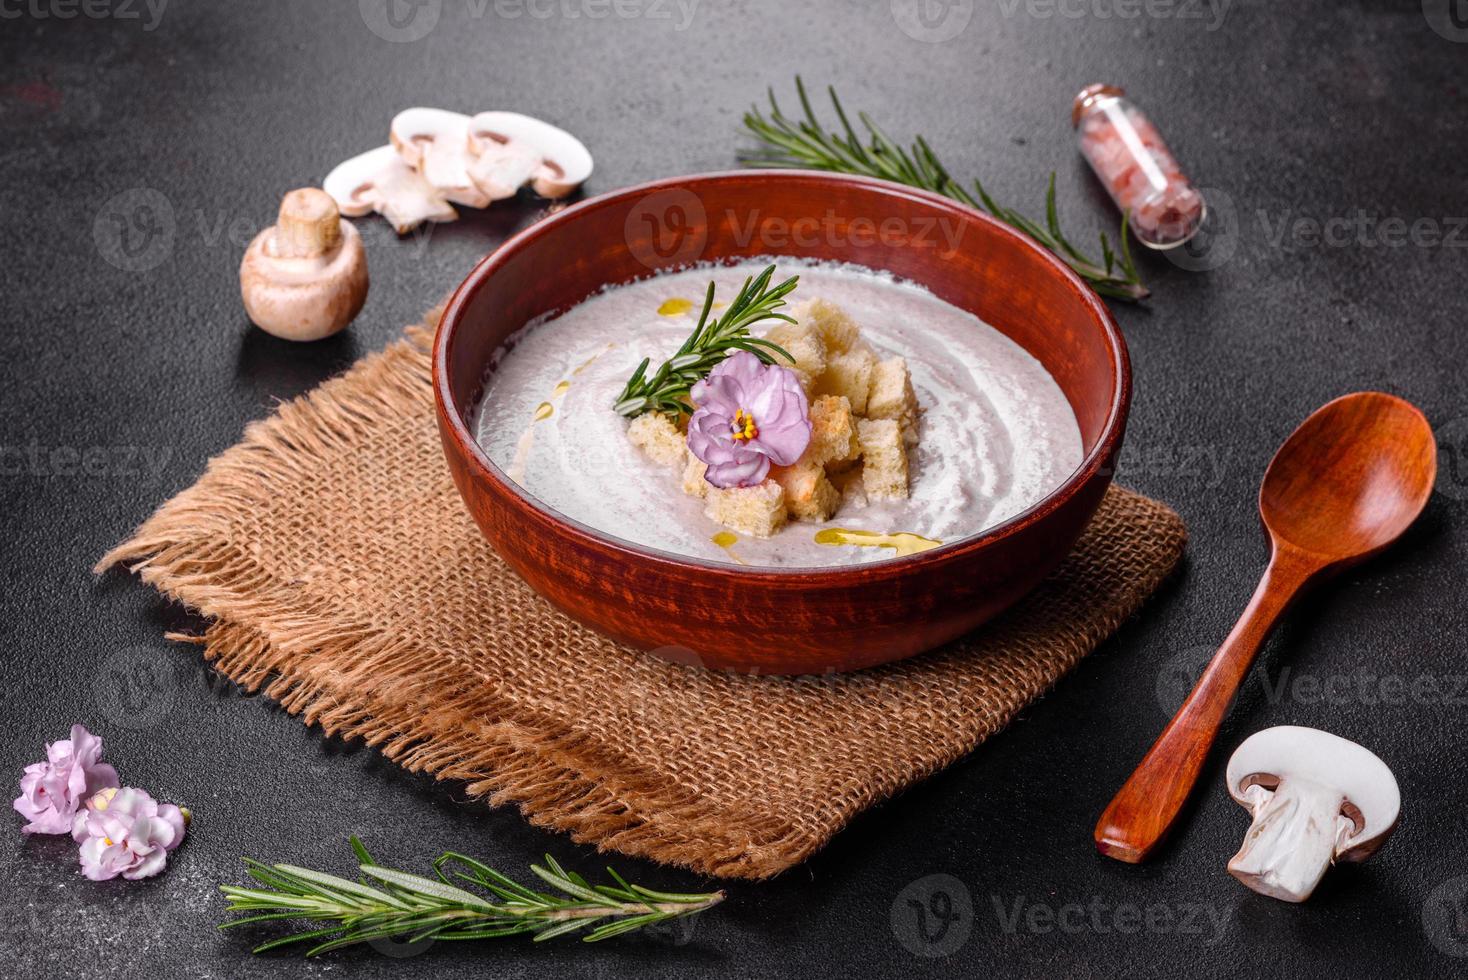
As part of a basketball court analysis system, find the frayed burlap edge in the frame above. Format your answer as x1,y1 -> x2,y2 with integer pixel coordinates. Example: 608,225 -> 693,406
98,310 -> 1187,880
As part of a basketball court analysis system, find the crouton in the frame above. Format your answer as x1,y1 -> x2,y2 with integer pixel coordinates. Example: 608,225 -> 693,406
857,418 -> 909,500
762,320 -> 826,390
704,479 -> 787,537
805,394 -> 860,467
866,357 -> 919,433
626,411 -> 687,467
681,452 -> 709,499
867,357 -> 920,444
794,298 -> 860,354
814,345 -> 878,414
770,461 -> 841,523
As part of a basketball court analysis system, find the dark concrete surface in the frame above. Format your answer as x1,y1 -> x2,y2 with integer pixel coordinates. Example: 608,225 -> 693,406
2,1 -> 1466,976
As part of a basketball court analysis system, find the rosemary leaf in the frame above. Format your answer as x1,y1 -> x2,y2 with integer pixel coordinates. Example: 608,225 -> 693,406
361,866 -> 502,910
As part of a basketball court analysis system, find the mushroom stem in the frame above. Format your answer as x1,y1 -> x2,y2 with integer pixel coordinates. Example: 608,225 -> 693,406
1227,779 -> 1355,903
271,188 -> 342,259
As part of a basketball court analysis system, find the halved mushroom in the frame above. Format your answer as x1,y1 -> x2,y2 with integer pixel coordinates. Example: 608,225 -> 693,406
1225,726 -> 1400,903
389,107 -> 490,208
240,188 -> 368,342
465,111 -> 592,200
322,145 -> 457,235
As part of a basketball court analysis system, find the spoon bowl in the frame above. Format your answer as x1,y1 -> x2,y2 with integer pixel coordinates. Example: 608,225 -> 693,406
1260,392 -> 1437,561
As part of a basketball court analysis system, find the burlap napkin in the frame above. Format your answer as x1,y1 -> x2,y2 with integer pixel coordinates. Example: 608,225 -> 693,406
99,311 -> 1186,880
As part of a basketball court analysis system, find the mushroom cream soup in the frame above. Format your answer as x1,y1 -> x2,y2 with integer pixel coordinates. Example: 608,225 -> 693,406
473,259 -> 1084,568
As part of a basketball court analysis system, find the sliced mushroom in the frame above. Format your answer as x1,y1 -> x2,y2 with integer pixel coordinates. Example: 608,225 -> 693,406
322,145 -> 457,235
465,111 -> 592,199
389,107 -> 490,208
1225,726 -> 1400,903
463,129 -> 542,202
240,188 -> 368,342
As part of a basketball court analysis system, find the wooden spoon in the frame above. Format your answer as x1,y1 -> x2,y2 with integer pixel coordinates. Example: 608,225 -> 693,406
1094,392 -> 1436,863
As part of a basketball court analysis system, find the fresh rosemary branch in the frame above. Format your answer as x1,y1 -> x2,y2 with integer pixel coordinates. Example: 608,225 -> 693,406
741,78 -> 1149,302
219,837 -> 725,955
614,263 -> 799,418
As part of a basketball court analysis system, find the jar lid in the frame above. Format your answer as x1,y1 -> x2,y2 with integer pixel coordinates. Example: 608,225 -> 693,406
1072,83 -> 1126,127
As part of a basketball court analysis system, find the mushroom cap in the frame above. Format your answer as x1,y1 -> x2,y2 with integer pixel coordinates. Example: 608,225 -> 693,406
240,219 -> 368,342
389,107 -> 490,208
465,111 -> 592,199
1226,726 -> 1400,861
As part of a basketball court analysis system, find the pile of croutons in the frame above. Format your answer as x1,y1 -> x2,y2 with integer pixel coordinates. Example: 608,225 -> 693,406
627,299 -> 920,538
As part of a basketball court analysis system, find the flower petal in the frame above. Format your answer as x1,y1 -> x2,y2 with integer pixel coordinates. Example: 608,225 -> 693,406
78,837 -> 118,881
155,804 -> 187,851
690,373 -> 741,420
123,850 -> 168,881
686,408 -> 735,466
706,453 -> 770,488
746,371 -> 811,466
718,350 -> 765,386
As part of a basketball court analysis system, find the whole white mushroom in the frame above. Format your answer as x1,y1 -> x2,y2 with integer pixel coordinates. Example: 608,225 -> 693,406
239,188 -> 368,342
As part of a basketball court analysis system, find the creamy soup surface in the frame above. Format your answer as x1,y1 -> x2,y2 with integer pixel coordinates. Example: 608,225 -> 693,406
473,259 -> 1084,568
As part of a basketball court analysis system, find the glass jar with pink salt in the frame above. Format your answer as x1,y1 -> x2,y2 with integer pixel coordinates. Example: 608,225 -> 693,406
1073,84 -> 1205,250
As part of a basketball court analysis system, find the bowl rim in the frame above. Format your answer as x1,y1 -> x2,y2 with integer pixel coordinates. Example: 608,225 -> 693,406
434,169 -> 1131,583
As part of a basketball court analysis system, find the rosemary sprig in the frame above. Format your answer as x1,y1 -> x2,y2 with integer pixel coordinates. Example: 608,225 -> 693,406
614,263 -> 798,418
219,837 -> 724,955
741,78 -> 1149,302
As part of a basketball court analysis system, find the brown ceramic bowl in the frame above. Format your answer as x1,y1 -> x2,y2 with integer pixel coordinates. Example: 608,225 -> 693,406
434,171 -> 1130,674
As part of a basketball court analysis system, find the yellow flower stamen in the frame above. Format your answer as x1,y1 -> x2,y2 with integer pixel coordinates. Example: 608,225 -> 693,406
731,408 -> 758,441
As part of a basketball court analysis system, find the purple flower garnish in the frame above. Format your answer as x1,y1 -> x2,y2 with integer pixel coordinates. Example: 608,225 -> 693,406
71,786 -> 188,881
13,724 -> 120,836
687,351 -> 811,489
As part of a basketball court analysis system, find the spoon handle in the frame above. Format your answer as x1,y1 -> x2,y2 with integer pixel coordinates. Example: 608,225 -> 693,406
1093,545 -> 1316,863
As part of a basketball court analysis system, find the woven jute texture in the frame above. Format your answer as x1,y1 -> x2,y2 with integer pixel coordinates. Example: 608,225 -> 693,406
100,311 -> 1187,880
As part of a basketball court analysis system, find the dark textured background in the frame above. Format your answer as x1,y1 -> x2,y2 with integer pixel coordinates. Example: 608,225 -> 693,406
3,1 -> 1466,976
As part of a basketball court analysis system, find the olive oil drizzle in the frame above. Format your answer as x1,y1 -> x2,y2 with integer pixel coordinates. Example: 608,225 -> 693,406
813,527 -> 942,558
509,367 -> 582,482
711,531 -> 747,565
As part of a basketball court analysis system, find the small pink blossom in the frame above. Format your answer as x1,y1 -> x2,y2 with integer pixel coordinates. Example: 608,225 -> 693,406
13,724 -> 120,835
71,787 -> 187,881
687,352 -> 811,489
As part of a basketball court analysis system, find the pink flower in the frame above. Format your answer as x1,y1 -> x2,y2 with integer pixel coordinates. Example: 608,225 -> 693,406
13,725 -> 120,835
71,787 -> 187,881
687,352 -> 811,489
